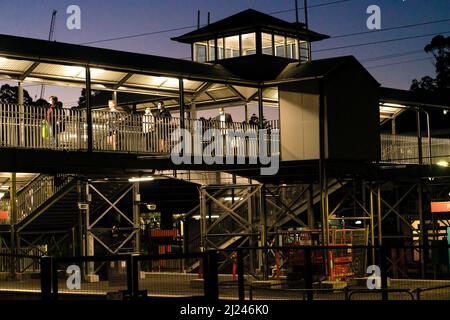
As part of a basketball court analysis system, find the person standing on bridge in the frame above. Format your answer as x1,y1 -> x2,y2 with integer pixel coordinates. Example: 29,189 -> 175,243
46,96 -> 62,146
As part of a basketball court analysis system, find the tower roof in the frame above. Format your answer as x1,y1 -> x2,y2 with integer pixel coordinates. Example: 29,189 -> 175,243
172,8 -> 329,43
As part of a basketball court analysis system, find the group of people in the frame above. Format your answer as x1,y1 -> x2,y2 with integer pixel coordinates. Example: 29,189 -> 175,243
42,97 -> 271,152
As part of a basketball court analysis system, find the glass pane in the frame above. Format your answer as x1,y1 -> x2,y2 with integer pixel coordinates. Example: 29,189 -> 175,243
217,38 -> 225,60
274,35 -> 286,58
208,40 -> 216,61
194,42 -> 207,63
241,33 -> 256,56
286,37 -> 298,59
224,35 -> 240,58
300,41 -> 310,62
261,32 -> 273,55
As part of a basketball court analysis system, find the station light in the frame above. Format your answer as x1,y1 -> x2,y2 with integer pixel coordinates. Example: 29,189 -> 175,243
128,176 -> 154,182
436,161 -> 449,168
223,196 -> 243,201
444,110 -> 448,115
192,215 -> 219,220
355,220 -> 362,225
0,185 -> 8,190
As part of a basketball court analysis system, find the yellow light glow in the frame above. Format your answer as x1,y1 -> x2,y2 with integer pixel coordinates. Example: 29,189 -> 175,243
64,65 -> 85,77
437,161 -> 449,167
90,68 -> 105,77
0,57 -> 9,63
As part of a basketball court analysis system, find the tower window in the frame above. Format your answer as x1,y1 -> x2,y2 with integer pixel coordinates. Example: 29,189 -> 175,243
241,33 -> 256,56
274,35 -> 286,58
194,42 -> 207,62
261,32 -> 273,55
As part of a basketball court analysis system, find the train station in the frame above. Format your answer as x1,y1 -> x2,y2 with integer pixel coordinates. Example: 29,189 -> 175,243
0,7 -> 449,301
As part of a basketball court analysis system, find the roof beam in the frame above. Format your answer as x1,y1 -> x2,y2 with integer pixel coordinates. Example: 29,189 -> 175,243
19,61 -> 40,81
227,85 -> 247,102
113,72 -> 134,90
191,82 -> 213,103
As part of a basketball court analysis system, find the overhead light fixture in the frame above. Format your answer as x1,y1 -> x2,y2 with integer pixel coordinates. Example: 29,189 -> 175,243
223,196 -> 243,201
437,161 -> 449,168
128,176 -> 154,182
355,220 -> 362,225
380,103 -> 405,108
90,68 -> 105,77
444,110 -> 448,115
192,215 -> 219,220
0,185 -> 8,190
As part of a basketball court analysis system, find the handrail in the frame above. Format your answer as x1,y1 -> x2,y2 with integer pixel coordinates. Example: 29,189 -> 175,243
0,103 -> 279,158
15,174 -> 74,223
415,283 -> 450,300
348,288 -> 415,300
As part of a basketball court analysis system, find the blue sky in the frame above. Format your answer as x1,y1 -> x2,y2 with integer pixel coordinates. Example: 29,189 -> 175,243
0,0 -> 448,106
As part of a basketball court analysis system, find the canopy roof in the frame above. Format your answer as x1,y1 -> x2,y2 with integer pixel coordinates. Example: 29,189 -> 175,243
172,9 -> 329,43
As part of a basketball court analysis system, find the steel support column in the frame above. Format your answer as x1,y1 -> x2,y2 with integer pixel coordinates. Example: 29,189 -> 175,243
179,78 -> 185,129
85,67 -> 93,152
258,88 -> 264,130
18,81 -> 25,147
133,182 -> 141,253
9,172 -> 17,277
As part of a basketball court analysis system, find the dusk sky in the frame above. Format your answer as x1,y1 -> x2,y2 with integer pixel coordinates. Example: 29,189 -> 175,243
0,0 -> 449,106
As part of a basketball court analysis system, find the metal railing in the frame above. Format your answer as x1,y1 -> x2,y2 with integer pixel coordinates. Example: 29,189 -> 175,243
15,174 -> 74,223
0,104 -> 87,151
0,104 -> 279,157
381,133 -> 450,165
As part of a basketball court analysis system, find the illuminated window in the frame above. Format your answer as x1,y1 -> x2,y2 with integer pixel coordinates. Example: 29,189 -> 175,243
286,37 -> 298,59
224,35 -> 240,58
194,42 -> 207,62
241,33 -> 256,56
300,41 -> 310,62
208,39 -> 216,61
217,38 -> 225,60
261,32 -> 273,55
274,35 -> 286,58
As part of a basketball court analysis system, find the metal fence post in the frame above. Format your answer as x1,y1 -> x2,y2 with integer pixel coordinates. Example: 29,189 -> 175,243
40,256 -> 52,301
380,246 -> 389,301
51,257 -> 58,301
204,250 -> 219,301
237,248 -> 245,300
127,254 -> 135,299
304,247 -> 313,301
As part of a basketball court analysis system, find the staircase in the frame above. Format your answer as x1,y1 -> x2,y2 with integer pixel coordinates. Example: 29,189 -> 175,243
267,179 -> 344,230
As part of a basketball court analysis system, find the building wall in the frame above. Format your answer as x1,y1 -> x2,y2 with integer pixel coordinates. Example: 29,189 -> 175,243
279,81 -> 320,161
325,63 -> 380,161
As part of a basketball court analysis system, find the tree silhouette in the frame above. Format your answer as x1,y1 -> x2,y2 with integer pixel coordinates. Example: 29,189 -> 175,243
0,84 -> 33,104
411,35 -> 450,99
